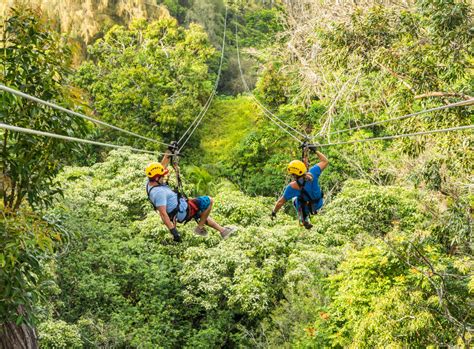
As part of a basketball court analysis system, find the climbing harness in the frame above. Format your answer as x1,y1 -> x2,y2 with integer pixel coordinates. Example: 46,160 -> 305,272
295,141 -> 323,223
295,176 -> 324,223
148,141 -> 200,225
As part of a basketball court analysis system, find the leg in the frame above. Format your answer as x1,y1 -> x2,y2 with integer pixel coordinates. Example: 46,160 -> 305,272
293,198 -> 304,223
195,196 -> 236,239
197,197 -> 213,229
294,198 -> 312,229
205,217 -> 225,233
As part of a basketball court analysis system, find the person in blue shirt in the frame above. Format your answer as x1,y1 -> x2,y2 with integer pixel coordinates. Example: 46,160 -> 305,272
146,151 -> 235,242
271,150 -> 329,229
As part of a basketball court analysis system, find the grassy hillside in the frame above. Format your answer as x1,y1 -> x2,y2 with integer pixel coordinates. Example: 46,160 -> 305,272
198,95 -> 260,165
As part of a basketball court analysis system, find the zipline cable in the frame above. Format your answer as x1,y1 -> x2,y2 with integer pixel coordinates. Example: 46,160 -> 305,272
322,98 -> 474,137
235,25 -> 305,144
0,84 -> 170,147
318,124 -> 474,148
0,123 -> 165,155
177,6 -> 228,151
178,90 -> 216,152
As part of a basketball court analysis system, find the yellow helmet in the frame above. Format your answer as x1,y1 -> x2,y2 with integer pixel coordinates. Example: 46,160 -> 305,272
287,160 -> 307,176
145,162 -> 168,178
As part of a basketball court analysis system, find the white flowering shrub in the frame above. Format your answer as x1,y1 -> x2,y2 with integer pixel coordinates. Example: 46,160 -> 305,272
38,320 -> 82,348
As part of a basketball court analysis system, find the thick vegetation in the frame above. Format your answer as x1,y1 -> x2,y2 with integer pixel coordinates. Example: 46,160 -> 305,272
75,15 -> 216,149
0,0 -> 473,348
37,151 -> 472,347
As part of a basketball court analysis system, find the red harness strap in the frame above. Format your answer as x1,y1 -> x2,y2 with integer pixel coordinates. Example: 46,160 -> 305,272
187,199 -> 199,217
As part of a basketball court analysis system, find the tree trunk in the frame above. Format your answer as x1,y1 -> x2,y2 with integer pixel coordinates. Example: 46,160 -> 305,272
0,323 -> 38,349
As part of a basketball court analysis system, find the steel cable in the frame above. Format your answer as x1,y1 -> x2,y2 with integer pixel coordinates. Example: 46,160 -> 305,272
235,24 -> 305,144
178,6 -> 228,151
0,122 -> 166,154
0,84 -> 170,146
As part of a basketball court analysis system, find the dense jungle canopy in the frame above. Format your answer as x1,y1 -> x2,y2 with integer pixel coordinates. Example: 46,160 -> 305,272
0,0 -> 473,347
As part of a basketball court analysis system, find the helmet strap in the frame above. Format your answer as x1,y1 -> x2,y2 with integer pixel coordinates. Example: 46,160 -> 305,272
149,175 -> 163,183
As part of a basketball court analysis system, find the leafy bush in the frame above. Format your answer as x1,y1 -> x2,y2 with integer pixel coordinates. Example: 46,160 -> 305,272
41,149 -> 473,347
38,320 -> 82,349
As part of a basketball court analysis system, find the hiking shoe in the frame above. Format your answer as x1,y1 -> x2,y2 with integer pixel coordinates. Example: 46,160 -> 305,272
303,221 -> 313,230
221,227 -> 236,240
194,226 -> 208,237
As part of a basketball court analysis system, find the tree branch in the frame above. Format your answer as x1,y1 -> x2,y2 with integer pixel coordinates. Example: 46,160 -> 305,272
375,61 -> 416,94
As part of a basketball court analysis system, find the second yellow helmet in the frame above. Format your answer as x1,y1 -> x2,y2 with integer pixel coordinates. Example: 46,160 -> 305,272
287,160 -> 307,176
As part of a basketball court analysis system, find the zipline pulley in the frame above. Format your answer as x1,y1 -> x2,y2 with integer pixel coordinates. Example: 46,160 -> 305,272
301,140 -> 310,162
300,139 -> 320,164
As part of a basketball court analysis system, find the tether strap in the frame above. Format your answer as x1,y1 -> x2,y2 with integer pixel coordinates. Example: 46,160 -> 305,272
146,184 -> 159,209
296,178 -> 323,221
168,140 -> 188,223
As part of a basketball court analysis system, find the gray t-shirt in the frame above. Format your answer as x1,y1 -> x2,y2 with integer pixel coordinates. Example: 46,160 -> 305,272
146,182 -> 188,222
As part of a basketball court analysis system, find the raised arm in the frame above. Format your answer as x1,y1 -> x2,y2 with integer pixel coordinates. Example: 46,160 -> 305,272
160,150 -> 173,168
315,150 -> 329,171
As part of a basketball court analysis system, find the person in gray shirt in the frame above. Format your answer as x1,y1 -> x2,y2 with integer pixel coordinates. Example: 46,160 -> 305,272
145,151 -> 235,242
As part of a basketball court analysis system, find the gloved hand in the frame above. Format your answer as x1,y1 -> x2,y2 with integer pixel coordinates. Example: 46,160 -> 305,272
271,211 -> 277,220
170,227 -> 181,242
308,144 -> 320,153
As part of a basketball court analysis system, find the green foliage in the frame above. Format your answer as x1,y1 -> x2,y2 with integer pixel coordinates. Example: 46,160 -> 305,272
0,7 -> 83,340
41,150 -> 296,347
198,96 -> 259,166
231,0 -> 473,198
38,320 -> 82,349
314,2 -> 473,141
160,0 -> 190,22
183,165 -> 213,196
0,6 -> 88,210
196,95 -> 288,195
3,2 -> 472,348
0,207 -> 63,325
241,8 -> 284,47
186,0 -> 225,45
256,62 -> 289,107
75,15 -> 215,149
35,148 -> 473,347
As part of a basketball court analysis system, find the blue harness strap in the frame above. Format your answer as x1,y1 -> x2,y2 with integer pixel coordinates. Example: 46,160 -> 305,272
296,177 -> 323,221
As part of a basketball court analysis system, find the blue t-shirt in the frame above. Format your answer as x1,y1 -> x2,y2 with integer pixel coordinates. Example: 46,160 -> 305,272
283,164 -> 323,211
146,182 -> 188,222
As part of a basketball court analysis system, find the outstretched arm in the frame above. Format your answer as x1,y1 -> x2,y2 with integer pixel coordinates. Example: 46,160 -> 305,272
272,197 -> 287,214
157,205 -> 175,229
315,150 -> 329,171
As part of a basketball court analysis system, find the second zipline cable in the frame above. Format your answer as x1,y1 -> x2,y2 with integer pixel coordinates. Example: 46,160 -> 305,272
178,6 -> 228,151
318,124 -> 474,147
0,123 -> 164,154
0,84 -> 170,147
321,99 -> 474,138
235,24 -> 306,144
